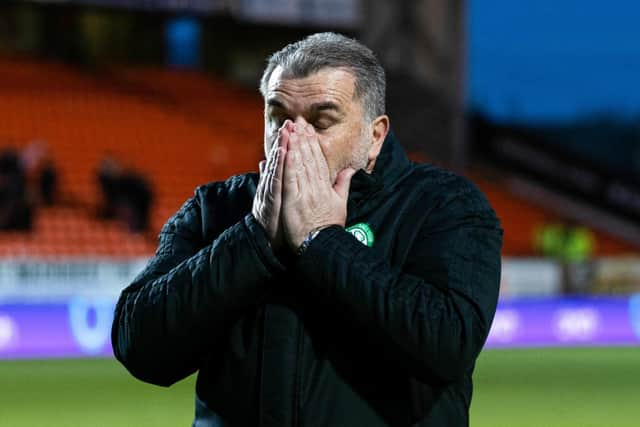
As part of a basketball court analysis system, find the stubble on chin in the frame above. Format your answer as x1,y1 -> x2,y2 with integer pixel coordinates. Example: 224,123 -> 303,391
327,132 -> 367,183
351,132 -> 372,172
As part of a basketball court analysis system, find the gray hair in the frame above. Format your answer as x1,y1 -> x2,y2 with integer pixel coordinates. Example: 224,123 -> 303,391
259,32 -> 386,122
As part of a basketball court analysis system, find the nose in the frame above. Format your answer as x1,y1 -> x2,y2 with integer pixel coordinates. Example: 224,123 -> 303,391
293,116 -> 310,132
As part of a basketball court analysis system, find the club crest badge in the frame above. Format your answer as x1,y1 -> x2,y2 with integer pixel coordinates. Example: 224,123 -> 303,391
346,223 -> 375,247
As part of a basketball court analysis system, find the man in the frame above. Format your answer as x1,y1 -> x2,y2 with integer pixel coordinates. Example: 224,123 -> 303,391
112,32 -> 502,426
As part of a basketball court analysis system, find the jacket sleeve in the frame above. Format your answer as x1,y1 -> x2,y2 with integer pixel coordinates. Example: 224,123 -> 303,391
295,184 -> 502,384
111,190 -> 284,387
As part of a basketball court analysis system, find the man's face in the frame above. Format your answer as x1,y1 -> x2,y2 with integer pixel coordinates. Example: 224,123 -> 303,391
263,66 -> 371,183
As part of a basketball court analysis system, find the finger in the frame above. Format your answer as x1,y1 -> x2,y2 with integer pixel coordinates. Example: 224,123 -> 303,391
305,123 -> 330,183
287,129 -> 299,160
278,126 -> 290,152
270,127 -> 289,197
282,119 -> 295,133
269,146 -> 284,195
272,144 -> 287,194
267,135 -> 280,170
295,126 -> 315,183
266,124 -> 284,159
261,139 -> 279,200
283,147 -> 300,196
333,167 -> 357,199
267,141 -> 280,190
255,159 -> 268,204
267,133 -> 279,164
293,132 -> 312,191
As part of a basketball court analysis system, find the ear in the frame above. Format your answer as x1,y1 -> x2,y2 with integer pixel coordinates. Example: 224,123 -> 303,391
366,115 -> 390,172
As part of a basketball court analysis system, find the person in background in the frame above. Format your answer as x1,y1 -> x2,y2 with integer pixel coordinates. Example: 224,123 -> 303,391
0,148 -> 32,230
97,154 -> 153,232
22,139 -> 58,206
117,170 -> 153,232
535,220 -> 595,293
97,154 -> 124,221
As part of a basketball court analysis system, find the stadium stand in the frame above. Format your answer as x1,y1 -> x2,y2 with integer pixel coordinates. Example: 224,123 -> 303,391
0,56 -> 263,257
470,175 -> 636,256
0,55 -> 634,257
0,206 -> 152,257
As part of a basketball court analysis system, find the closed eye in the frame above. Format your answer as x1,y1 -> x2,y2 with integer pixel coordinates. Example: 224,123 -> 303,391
312,116 -> 338,131
313,123 -> 330,132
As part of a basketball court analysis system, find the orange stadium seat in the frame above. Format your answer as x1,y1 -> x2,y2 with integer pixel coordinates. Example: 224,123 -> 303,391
0,56 -> 263,257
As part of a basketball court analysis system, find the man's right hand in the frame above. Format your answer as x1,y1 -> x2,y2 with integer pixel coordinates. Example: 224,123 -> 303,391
251,121 -> 292,250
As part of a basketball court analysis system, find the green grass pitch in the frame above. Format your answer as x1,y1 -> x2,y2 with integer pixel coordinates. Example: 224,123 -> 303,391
0,347 -> 638,426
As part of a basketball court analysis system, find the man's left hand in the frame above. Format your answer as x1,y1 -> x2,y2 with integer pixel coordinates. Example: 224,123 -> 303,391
282,121 -> 356,251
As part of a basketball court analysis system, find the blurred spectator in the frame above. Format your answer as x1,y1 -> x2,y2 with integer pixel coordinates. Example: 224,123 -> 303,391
97,154 -> 124,220
97,155 -> 153,232
535,221 -> 595,263
118,171 -> 153,232
0,148 -> 32,230
535,221 -> 596,293
40,160 -> 57,205
21,140 -> 58,206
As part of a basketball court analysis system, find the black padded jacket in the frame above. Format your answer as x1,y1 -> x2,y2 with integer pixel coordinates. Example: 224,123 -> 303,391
111,132 -> 503,426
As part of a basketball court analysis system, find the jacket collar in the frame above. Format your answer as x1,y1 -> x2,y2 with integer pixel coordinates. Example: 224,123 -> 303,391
348,129 -> 412,208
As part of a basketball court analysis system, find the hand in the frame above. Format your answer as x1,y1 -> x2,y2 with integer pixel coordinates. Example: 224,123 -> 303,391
282,120 -> 356,250
252,121 -> 293,249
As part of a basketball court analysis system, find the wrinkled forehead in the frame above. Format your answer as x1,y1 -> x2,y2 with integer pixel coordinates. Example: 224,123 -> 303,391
265,66 -> 358,112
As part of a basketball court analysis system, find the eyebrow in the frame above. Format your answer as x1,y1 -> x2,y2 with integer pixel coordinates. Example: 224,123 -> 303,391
267,99 -> 286,109
310,101 -> 341,113
267,99 -> 343,115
